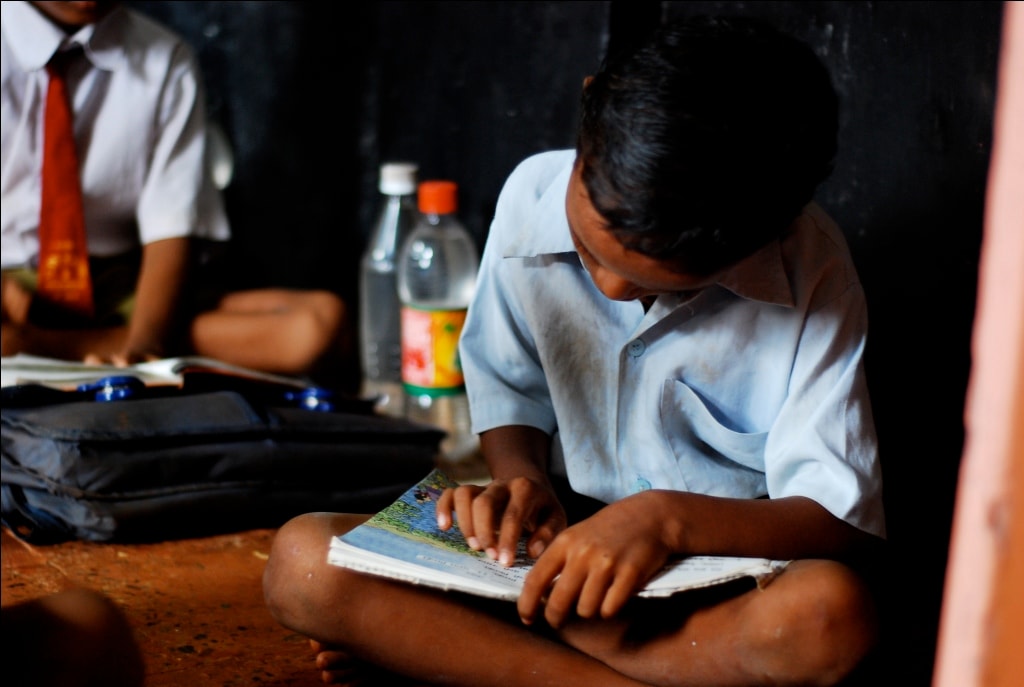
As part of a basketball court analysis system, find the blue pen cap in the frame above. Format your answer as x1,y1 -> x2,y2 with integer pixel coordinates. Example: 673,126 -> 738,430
282,387 -> 336,412
77,375 -> 146,402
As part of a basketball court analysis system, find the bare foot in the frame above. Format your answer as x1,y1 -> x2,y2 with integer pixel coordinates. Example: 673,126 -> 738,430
310,639 -> 428,686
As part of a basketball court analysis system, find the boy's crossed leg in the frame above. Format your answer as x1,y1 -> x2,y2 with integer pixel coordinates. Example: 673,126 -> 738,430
264,513 -> 877,687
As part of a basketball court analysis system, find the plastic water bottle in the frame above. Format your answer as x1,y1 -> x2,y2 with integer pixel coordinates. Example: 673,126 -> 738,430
397,180 -> 480,463
359,162 -> 419,417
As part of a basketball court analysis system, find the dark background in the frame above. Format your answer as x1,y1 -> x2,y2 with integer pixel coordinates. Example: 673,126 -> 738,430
127,2 -> 1006,685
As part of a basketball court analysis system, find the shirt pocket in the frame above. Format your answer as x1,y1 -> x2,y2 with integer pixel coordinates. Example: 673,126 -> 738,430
659,379 -> 768,497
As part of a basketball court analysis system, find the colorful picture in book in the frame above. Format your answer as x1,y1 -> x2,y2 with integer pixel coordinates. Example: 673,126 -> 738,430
362,470 -> 476,556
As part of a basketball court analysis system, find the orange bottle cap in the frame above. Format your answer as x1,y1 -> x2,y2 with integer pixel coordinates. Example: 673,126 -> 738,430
418,180 -> 458,215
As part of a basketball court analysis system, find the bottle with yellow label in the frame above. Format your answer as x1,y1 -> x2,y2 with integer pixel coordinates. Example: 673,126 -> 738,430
397,180 -> 480,463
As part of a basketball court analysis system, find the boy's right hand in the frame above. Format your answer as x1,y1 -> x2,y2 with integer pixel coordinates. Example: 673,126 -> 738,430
436,477 -> 566,567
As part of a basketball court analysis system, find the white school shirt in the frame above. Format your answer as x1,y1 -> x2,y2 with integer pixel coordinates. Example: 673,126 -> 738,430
0,1 -> 229,270
460,150 -> 886,538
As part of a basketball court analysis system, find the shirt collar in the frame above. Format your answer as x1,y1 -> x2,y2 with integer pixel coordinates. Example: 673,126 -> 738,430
503,157 -> 577,258
2,1 -> 127,73
716,236 -> 794,307
500,152 -> 795,308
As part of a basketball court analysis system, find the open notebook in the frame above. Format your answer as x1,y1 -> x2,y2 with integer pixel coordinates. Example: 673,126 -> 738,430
329,468 -> 790,602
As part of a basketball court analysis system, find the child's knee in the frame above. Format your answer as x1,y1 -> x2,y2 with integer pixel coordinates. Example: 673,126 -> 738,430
262,512 -> 367,628
264,514 -> 323,615
308,289 -> 347,327
16,588 -> 145,687
796,560 -> 877,649
750,560 -> 878,686
276,293 -> 350,373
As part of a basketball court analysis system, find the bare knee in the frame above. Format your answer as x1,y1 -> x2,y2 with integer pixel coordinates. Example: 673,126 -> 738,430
272,291 -> 349,374
8,588 -> 145,687
743,560 -> 878,686
263,512 -> 335,623
263,512 -> 368,636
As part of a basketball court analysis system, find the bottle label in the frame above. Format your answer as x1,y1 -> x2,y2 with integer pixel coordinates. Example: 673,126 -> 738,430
401,306 -> 467,396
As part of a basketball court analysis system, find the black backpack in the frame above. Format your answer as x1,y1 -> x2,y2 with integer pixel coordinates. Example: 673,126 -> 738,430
1,376 -> 443,543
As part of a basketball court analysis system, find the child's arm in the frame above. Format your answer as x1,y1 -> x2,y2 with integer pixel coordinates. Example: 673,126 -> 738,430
97,237 -> 190,365
518,489 -> 882,629
436,425 -> 567,563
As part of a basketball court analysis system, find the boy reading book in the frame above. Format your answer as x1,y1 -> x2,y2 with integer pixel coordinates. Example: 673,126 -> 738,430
263,16 -> 886,686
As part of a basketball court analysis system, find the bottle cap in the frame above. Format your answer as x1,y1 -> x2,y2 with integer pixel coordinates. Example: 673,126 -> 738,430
418,180 -> 458,215
379,162 -> 418,195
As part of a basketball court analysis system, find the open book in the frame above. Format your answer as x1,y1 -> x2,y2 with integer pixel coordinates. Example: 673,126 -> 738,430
329,469 -> 789,602
0,353 -> 309,390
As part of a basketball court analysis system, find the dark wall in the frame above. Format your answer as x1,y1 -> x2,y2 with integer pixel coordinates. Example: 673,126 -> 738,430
130,0 -> 608,301
126,2 -> 1004,685
129,1 -> 373,299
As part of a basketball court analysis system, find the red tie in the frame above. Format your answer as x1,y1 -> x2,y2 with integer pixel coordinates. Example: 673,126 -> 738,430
36,50 -> 93,318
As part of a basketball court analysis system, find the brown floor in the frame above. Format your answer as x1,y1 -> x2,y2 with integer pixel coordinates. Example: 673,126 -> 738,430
0,456 -> 490,687
1,525 -> 317,686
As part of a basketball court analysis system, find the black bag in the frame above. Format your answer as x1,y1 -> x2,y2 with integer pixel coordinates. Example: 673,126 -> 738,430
1,382 -> 443,544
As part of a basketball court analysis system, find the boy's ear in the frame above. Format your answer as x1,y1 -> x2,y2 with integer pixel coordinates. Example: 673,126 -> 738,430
582,75 -> 594,90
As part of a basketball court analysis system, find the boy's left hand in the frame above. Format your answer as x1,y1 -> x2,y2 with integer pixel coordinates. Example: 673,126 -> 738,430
517,491 -> 673,629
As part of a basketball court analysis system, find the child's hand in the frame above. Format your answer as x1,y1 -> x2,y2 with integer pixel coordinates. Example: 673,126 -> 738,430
83,331 -> 165,367
1,274 -> 33,325
517,491 -> 674,629
435,477 -> 567,567
83,346 -> 162,367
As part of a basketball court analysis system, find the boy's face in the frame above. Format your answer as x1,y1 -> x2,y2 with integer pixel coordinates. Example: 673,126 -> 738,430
31,2 -> 118,31
566,161 -> 719,302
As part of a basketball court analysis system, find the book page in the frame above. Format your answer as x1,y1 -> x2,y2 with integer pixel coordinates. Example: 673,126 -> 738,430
1,353 -> 177,388
329,469 -> 789,601
1,353 -> 308,389
331,470 -> 530,601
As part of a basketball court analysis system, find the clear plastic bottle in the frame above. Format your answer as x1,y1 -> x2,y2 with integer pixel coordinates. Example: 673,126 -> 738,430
397,180 -> 480,463
359,162 -> 419,417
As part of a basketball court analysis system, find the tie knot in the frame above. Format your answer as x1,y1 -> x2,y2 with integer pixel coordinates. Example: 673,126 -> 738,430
47,46 -> 82,77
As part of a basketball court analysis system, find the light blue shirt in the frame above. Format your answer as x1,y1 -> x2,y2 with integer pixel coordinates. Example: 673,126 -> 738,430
460,150 -> 885,538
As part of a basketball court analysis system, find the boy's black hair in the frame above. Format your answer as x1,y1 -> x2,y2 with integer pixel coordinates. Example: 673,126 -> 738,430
577,16 -> 839,275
